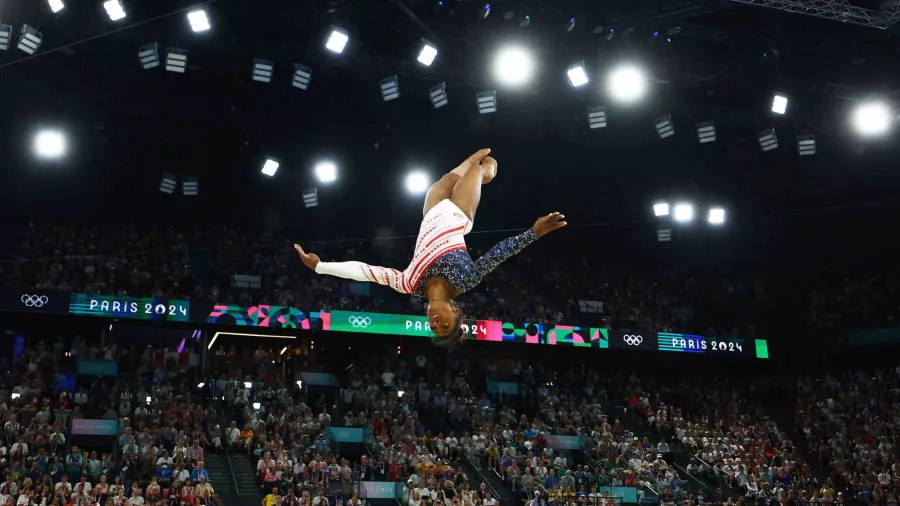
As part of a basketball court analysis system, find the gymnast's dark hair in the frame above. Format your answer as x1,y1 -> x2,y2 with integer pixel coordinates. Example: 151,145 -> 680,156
432,311 -> 465,351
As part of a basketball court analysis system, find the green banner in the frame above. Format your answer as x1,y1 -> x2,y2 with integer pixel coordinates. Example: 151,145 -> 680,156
329,310 -> 432,336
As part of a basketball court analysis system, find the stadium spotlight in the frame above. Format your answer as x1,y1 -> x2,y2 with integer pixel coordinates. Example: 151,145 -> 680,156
380,76 -> 400,101
292,64 -> 312,90
696,121 -> 716,143
138,43 -> 159,69
103,0 -> 126,21
314,161 -> 338,183
252,58 -> 274,83
477,90 -> 497,114
160,173 -> 177,194
673,203 -> 694,223
493,46 -> 535,87
303,188 -> 319,208
852,101 -> 894,136
772,94 -> 787,115
653,202 -> 670,217
587,106 -> 607,129
261,159 -> 279,177
758,128 -> 778,151
655,114 -> 674,139
607,64 -> 647,103
48,0 -> 65,13
17,26 -> 43,55
797,134 -> 816,156
567,61 -> 589,87
0,24 -> 11,51
481,3 -> 491,18
34,130 -> 66,159
166,47 -> 188,73
417,40 -> 437,66
430,82 -> 449,108
406,171 -> 430,194
708,207 -> 726,225
325,28 -> 349,54
182,176 -> 199,196
657,228 -> 672,242
187,8 -> 210,32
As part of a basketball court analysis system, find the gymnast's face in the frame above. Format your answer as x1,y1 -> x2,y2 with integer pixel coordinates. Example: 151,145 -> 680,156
427,300 -> 459,336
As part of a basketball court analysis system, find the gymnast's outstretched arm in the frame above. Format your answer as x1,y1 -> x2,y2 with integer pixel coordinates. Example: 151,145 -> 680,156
473,212 -> 567,279
294,244 -> 410,294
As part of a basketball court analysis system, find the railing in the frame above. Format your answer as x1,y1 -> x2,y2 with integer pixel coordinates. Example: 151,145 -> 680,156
465,453 -> 502,500
212,380 -> 241,497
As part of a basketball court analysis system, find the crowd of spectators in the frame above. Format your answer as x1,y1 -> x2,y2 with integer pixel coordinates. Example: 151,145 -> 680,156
0,222 -> 765,337
0,336 -> 219,506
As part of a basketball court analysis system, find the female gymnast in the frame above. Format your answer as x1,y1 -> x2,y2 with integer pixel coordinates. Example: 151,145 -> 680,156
294,149 -> 567,347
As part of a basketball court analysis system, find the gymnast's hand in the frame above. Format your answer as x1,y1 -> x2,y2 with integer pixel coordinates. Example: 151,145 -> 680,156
293,244 -> 320,270
532,212 -> 567,237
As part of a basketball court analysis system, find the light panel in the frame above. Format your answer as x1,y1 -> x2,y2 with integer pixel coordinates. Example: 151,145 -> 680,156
477,90 -> 497,114
303,188 -> 319,208
138,43 -> 159,69
380,76 -> 400,101
406,171 -> 430,194
315,162 -> 338,183
0,24 -> 12,51
655,114 -> 674,139
261,159 -> 279,177
166,47 -> 188,73
797,134 -> 816,156
653,202 -> 669,217
673,203 -> 694,223
182,176 -> 199,196
567,62 -> 588,87
292,64 -> 312,90
493,46 -> 534,87
187,9 -> 210,32
853,101 -> 893,136
160,173 -> 177,194
325,29 -> 349,53
34,130 -> 66,159
418,41 -> 437,66
758,128 -> 778,152
708,207 -> 725,225
608,65 -> 647,103
252,58 -> 274,83
696,121 -> 716,143
772,94 -> 787,114
18,26 -> 43,55
48,0 -> 65,13
657,228 -> 672,242
103,0 -> 126,21
587,106 -> 607,129
430,82 -> 448,108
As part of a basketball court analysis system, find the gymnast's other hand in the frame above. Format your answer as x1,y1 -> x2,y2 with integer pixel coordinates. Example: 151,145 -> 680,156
532,212 -> 567,238
294,244 -> 320,270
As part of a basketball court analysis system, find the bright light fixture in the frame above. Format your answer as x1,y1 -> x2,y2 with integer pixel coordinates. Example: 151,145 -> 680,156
252,402 -> 261,410
315,161 -> 338,183
244,381 -> 252,388
34,130 -> 66,159
772,94 -> 787,115
103,0 -> 126,21
853,101 -> 893,137
325,29 -> 349,54
567,62 -> 588,87
607,65 -> 647,103
653,202 -> 669,217
261,159 -> 279,177
708,207 -> 725,225
187,9 -> 210,32
493,46 -> 535,86
673,203 -> 694,223
48,0 -> 65,13
418,41 -> 437,66
405,171 -> 429,194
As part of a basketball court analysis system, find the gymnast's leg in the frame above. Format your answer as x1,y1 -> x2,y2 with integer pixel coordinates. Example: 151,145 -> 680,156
423,149 -> 496,217
449,152 -> 492,223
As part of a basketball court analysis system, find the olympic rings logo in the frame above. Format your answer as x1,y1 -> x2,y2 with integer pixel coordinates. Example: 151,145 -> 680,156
348,316 -> 372,328
623,334 -> 643,346
21,294 -> 49,307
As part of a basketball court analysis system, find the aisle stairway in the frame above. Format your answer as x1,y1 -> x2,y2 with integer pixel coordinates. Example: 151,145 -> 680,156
231,455 -> 264,502
204,455 -> 239,505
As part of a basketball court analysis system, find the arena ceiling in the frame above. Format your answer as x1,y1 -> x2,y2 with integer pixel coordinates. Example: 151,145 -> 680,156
1,0 -> 900,239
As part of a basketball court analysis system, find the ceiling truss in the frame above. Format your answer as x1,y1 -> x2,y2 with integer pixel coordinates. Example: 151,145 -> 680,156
732,0 -> 900,29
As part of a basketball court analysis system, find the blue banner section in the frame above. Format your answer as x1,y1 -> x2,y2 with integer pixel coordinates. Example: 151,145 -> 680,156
486,381 -> 519,395
359,482 -> 397,499
847,326 -> 900,347
77,360 -> 119,376
543,435 -> 582,450
597,487 -> 637,504
325,427 -> 365,443
299,372 -> 339,387
71,419 -> 118,436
